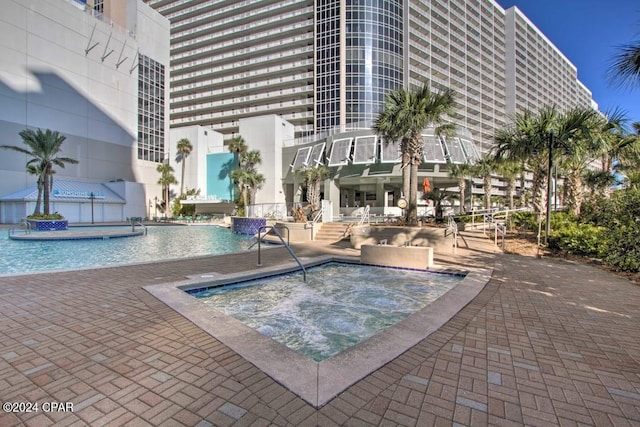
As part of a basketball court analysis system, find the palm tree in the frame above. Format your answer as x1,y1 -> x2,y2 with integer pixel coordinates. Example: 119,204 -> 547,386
230,167 -> 252,210
227,139 -> 265,214
296,165 -> 330,218
245,170 -> 265,205
552,106 -> 602,216
374,83 -> 456,225
447,163 -> 473,213
472,156 -> 496,210
608,40 -> 640,88
493,106 -> 558,215
175,138 -> 193,196
423,188 -> 455,221
156,161 -> 177,218
227,135 -> 247,154
494,159 -> 521,210
25,164 -> 45,216
1,128 -> 78,216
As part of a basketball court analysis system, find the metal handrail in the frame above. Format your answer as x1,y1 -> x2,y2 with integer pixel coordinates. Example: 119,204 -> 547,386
254,225 -> 306,282
445,214 -> 458,253
9,219 -> 31,236
130,217 -> 147,235
311,205 -> 324,223
358,205 -> 370,225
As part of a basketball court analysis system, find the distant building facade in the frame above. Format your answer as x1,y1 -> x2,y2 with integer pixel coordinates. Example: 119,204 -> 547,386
0,0 -> 169,223
145,0 -> 594,215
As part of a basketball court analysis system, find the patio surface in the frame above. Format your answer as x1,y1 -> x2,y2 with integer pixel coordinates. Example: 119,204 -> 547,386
0,230 -> 639,426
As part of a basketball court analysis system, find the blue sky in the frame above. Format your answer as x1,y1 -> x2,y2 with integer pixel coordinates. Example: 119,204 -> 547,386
496,0 -> 640,127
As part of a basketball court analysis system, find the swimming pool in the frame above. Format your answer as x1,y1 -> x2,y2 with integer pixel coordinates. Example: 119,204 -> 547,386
190,261 -> 463,361
0,225 -> 253,275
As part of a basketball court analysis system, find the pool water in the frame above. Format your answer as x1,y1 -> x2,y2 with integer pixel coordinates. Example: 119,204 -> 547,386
190,262 -> 463,361
0,226 -> 253,275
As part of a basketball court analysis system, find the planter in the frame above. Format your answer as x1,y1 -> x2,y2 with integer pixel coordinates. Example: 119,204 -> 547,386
231,216 -> 266,235
28,219 -> 69,231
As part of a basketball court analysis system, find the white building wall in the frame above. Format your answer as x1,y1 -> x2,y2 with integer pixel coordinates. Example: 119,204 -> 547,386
0,0 -> 169,221
239,115 -> 294,205
169,125 -> 224,197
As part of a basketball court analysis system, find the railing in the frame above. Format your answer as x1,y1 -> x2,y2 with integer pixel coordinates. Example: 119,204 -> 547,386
358,205 -> 370,225
252,225 -> 306,282
445,214 -> 458,253
9,219 -> 31,236
311,205 -> 324,223
130,217 -> 148,235
484,214 -> 507,251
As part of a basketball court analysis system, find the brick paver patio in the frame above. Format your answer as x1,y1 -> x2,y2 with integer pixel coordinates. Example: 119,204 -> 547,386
1,231 -> 639,426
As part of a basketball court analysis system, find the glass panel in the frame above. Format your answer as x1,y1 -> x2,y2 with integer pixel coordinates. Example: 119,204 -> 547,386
444,137 -> 467,164
291,147 -> 312,170
380,138 -> 401,163
309,143 -> 326,166
352,136 -> 377,164
422,134 -> 447,163
460,138 -> 480,162
328,138 -> 353,166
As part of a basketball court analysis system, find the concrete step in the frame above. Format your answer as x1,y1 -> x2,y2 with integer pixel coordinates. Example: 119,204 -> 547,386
314,222 -> 352,242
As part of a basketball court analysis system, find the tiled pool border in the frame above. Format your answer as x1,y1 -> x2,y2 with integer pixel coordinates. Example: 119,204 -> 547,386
144,255 -> 492,408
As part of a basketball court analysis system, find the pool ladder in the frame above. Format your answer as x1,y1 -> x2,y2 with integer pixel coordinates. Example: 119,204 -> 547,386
250,225 -> 307,282
9,219 -> 32,236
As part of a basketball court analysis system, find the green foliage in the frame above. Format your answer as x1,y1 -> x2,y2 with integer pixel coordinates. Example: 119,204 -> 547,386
579,195 -> 609,226
27,212 -> 64,220
548,213 -> 603,258
453,214 -> 472,223
172,188 -> 200,216
596,189 -> 640,272
510,210 -> 538,231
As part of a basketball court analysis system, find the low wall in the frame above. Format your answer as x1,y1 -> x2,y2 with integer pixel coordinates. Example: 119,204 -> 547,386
350,225 -> 452,254
255,221 -> 316,243
361,244 -> 434,269
274,221 -> 315,243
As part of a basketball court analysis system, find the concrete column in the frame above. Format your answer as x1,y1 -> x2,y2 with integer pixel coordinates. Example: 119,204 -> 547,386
376,180 -> 385,209
323,178 -> 340,219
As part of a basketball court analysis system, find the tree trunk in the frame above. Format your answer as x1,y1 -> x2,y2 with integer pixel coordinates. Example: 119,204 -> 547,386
519,170 -> 526,208
33,175 -> 43,216
483,176 -> 492,210
180,162 -> 186,196
408,162 -> 418,225
165,186 -> 170,217
507,179 -> 515,210
43,171 -> 50,215
401,152 -> 410,222
458,179 -> 466,213
531,165 -> 547,214
565,170 -> 583,216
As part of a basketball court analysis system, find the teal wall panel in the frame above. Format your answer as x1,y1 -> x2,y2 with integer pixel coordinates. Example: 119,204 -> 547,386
206,153 -> 237,201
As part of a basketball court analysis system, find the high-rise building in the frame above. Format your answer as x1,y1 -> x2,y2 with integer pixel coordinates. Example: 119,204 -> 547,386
147,0 -> 593,147
145,0 -> 596,215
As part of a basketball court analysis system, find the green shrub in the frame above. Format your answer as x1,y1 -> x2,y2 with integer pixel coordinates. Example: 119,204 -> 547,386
595,189 -> 640,272
27,212 -> 64,220
548,219 -> 603,258
453,214 -> 472,223
510,210 -> 538,231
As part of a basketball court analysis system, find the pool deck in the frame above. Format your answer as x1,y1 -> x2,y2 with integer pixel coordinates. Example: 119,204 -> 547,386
9,228 -> 146,241
1,230 -> 639,426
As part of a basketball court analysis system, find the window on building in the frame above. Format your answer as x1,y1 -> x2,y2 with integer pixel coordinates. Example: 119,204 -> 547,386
137,54 -> 165,163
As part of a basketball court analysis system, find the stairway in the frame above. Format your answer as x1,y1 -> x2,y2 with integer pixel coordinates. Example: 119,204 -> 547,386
314,222 -> 353,242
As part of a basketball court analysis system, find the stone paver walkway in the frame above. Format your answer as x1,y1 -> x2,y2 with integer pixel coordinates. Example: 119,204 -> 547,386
0,232 -> 639,426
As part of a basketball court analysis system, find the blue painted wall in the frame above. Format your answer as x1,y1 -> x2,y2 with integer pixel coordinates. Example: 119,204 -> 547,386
206,153 -> 237,201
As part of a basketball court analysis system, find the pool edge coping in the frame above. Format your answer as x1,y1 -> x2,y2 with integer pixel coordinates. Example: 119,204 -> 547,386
144,255 -> 493,408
